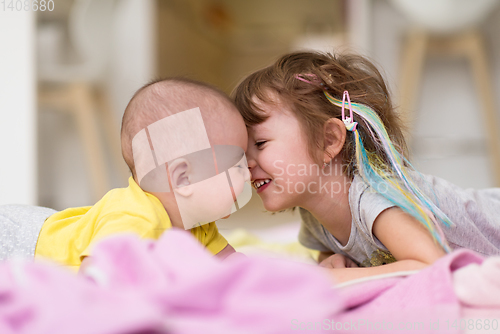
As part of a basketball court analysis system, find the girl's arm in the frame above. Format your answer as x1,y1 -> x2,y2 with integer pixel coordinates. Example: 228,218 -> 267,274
373,206 -> 447,263
328,207 -> 446,284
318,251 -> 334,263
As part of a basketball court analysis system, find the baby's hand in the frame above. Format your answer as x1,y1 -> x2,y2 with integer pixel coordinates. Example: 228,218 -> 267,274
319,254 -> 358,269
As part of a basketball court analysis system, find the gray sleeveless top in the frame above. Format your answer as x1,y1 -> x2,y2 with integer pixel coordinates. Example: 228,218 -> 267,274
298,173 -> 500,266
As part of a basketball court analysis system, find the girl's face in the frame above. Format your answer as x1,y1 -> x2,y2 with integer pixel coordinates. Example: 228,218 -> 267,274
246,96 -> 320,212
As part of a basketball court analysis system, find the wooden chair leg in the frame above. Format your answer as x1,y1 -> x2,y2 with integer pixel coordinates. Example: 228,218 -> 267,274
465,30 -> 500,186
398,29 -> 429,147
70,83 -> 110,200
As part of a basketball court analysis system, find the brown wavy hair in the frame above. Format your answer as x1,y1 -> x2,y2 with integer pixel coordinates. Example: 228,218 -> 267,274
232,51 -> 408,178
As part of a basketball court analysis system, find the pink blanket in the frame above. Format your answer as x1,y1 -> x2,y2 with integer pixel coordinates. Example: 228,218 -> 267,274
0,229 -> 498,334
0,230 -> 339,334
333,250 -> 485,334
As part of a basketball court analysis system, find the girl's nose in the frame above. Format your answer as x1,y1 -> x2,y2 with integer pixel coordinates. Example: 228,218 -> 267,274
247,157 -> 257,171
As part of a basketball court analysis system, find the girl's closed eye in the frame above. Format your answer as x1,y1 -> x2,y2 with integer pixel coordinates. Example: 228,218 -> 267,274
255,140 -> 267,148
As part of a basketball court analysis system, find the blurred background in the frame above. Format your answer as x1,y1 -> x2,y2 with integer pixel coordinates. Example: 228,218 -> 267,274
2,0 -> 500,239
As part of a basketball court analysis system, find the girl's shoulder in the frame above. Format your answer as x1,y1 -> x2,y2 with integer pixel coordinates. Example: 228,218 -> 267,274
350,170 -> 465,205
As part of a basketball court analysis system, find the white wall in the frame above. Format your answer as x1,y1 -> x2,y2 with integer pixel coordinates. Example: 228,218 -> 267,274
347,0 -> 372,56
110,0 -> 156,116
38,0 -> 156,209
0,10 -> 36,205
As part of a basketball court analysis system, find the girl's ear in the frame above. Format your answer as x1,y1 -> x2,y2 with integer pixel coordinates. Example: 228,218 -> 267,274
323,118 -> 346,162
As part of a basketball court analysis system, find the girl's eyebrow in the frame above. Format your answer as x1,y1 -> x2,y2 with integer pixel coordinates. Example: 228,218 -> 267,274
250,122 -> 269,133
249,128 -> 265,138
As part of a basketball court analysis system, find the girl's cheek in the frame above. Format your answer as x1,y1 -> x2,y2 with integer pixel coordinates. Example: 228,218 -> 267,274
261,153 -> 275,173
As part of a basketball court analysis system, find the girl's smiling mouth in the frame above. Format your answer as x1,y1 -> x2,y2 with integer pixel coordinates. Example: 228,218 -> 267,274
252,179 -> 272,192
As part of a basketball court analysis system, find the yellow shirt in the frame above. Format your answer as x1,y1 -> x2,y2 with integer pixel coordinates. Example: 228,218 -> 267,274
35,177 -> 228,271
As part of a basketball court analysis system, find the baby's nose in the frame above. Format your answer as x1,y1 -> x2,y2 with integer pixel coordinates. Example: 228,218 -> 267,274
246,162 -> 255,181
244,168 -> 251,182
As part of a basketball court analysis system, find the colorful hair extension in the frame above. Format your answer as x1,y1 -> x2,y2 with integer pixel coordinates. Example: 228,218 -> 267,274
324,90 -> 454,252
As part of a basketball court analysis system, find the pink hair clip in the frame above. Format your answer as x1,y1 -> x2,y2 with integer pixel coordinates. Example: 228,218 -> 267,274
342,91 -> 357,132
295,74 -> 318,85
294,74 -> 328,89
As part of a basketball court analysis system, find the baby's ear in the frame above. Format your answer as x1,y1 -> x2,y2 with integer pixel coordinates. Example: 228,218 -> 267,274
169,158 -> 193,197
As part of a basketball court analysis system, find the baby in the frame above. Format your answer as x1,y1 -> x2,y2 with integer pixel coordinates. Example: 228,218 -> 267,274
0,78 -> 251,271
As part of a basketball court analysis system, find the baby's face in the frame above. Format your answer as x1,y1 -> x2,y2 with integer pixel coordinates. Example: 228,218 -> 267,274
178,146 -> 251,224
132,105 -> 251,229
170,108 -> 252,229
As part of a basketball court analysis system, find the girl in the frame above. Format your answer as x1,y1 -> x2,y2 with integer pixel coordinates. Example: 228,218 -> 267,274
233,51 -> 500,283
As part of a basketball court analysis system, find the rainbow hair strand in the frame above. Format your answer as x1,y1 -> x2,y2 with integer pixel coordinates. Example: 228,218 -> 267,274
324,91 -> 453,252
